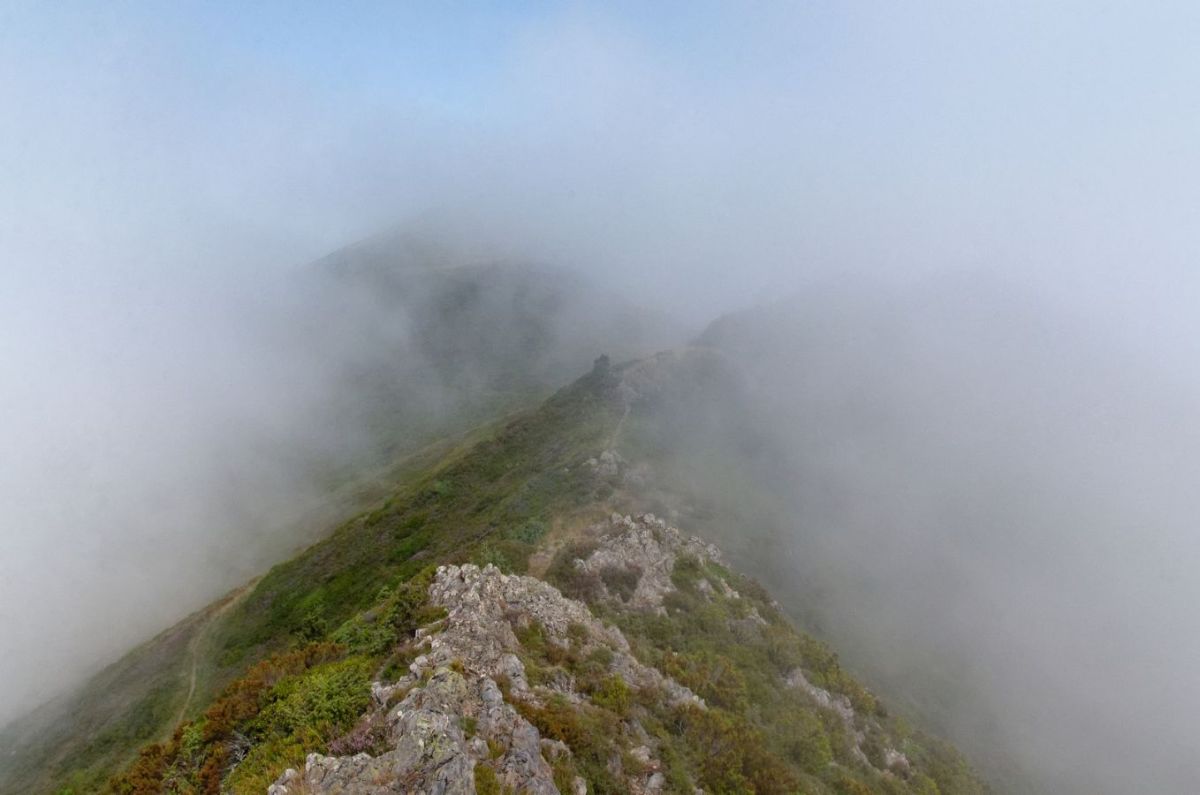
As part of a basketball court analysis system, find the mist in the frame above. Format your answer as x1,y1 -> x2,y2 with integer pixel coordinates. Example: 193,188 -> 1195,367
3,3 -> 1200,793
685,277 -> 1200,793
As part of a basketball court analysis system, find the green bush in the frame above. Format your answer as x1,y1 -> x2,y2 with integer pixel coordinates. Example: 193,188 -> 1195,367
589,675 -> 631,716
598,564 -> 641,602
778,707 -> 833,772
250,657 -> 372,740
680,706 -> 799,795
661,651 -> 747,711
545,540 -> 603,602
511,695 -> 623,794
507,519 -> 549,544
473,542 -> 514,572
669,554 -> 706,591
474,763 -> 501,795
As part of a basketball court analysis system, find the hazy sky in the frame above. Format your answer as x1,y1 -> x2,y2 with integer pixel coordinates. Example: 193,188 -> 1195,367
3,0 -> 1200,778
4,2 -> 1198,325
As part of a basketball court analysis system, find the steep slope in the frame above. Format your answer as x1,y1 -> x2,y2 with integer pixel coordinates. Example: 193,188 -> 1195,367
681,281 -> 1200,795
0,239 -> 680,794
0,354 -> 625,795
0,431 -> 460,795
69,354 -> 982,794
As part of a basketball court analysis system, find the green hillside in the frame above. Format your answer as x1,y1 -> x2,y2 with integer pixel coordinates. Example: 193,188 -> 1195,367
1,352 -> 985,794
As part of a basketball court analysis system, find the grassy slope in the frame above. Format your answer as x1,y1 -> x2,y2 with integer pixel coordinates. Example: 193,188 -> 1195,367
0,418 -> 502,795
2,366 -> 615,794
10,357 -> 985,794
0,604 -> 207,794
0,253 -> 679,793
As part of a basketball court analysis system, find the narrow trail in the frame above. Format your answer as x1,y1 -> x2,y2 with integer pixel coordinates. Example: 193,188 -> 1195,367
177,653 -> 200,729
529,403 -> 633,580
173,582 -> 255,728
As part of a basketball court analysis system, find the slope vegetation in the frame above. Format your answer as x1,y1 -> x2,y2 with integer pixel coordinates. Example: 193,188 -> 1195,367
40,354 -> 983,794
0,246 -> 678,794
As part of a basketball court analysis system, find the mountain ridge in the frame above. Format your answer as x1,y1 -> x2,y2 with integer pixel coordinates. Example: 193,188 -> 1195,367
1,351 -> 984,794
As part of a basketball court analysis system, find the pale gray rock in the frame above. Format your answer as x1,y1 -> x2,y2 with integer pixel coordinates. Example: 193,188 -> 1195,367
785,667 -> 908,775
267,668 -> 554,794
426,563 -> 701,709
585,449 -> 625,479
574,514 -> 726,612
269,563 -> 702,794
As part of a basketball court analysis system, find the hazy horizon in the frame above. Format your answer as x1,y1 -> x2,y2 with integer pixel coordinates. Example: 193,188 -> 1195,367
3,3 -> 1200,793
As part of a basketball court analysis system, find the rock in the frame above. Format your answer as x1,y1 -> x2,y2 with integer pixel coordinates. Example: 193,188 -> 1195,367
885,747 -> 911,773
586,449 -> 625,479
268,668 -> 555,794
573,514 -> 726,611
785,667 -> 904,774
540,737 -> 571,760
425,564 -> 700,708
270,564 -> 701,793
370,681 -> 405,707
786,668 -> 856,725
265,767 -> 297,795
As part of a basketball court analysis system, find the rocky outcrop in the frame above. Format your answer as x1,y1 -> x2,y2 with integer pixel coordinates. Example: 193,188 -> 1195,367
269,563 -> 701,794
268,666 -> 554,795
574,513 -> 725,611
787,667 -> 858,726
421,563 -> 702,709
584,450 -> 624,479
584,449 -> 653,489
267,515 -> 928,794
786,667 -> 910,776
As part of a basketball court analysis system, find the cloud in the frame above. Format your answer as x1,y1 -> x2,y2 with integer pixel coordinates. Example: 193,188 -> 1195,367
2,3 -> 1200,792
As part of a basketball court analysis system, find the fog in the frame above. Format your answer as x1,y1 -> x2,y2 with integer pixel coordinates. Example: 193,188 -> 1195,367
3,3 -> 1200,792
688,278 -> 1200,793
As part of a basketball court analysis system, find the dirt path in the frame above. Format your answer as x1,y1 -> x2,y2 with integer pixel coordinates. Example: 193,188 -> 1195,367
176,652 -> 200,729
173,582 -> 255,727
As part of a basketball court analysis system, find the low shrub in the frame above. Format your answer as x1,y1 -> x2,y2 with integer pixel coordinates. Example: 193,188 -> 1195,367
598,564 -> 641,602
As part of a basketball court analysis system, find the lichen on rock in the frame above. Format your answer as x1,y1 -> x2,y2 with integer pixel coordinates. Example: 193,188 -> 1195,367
573,513 -> 725,612
267,666 -> 554,794
269,562 -> 701,794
